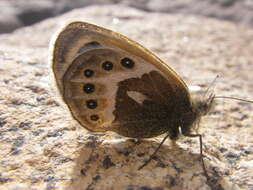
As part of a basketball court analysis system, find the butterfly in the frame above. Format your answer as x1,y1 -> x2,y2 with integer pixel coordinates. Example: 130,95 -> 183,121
50,21 -> 252,179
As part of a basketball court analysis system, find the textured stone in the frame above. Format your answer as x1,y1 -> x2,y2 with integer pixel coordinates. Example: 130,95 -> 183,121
1,0 -> 253,33
0,5 -> 253,190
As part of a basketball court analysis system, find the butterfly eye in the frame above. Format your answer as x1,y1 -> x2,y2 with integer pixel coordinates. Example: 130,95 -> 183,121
121,57 -> 135,69
84,69 -> 94,78
90,114 -> 99,121
102,61 -> 114,71
86,99 -> 98,109
83,83 -> 95,93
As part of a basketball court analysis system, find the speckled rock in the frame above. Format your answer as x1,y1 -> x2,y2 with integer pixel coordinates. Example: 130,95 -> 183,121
1,0 -> 253,34
0,5 -> 253,190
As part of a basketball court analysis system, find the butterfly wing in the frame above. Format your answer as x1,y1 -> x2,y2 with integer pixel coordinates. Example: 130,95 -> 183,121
51,21 -> 191,138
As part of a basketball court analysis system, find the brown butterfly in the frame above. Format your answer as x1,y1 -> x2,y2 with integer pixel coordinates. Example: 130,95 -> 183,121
50,21 -> 253,179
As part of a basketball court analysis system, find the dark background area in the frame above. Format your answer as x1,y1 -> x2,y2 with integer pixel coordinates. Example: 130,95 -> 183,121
0,0 -> 253,34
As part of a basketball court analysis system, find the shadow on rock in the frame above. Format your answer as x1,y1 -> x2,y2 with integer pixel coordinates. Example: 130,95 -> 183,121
64,134 -> 238,190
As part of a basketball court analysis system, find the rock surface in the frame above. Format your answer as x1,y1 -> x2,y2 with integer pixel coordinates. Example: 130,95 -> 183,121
1,0 -> 253,33
0,5 -> 253,190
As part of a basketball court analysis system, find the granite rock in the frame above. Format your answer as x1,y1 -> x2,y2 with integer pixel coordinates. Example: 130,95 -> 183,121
1,0 -> 253,33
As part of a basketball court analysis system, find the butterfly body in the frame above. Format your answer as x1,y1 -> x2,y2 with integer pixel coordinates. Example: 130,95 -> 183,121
51,21 -> 212,141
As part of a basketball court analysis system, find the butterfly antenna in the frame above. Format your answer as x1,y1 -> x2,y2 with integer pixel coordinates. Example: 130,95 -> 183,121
214,96 -> 253,104
203,75 -> 219,99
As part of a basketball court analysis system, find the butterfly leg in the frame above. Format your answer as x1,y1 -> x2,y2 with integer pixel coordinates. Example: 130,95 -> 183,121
138,133 -> 171,170
183,133 -> 209,179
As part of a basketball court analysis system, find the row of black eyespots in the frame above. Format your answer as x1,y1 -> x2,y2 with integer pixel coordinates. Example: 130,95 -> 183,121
102,58 -> 135,71
83,57 -> 135,121
83,57 -> 135,78
82,84 -> 98,121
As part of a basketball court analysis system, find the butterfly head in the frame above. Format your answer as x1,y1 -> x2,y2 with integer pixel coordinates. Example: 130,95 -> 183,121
180,93 -> 215,136
193,94 -> 215,117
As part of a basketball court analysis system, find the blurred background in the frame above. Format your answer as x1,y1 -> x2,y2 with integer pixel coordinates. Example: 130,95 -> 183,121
0,0 -> 253,34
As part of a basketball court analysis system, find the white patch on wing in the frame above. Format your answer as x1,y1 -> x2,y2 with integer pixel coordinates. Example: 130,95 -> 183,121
127,91 -> 149,105
96,52 -> 165,129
